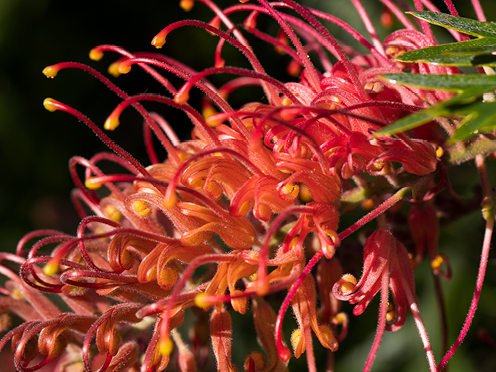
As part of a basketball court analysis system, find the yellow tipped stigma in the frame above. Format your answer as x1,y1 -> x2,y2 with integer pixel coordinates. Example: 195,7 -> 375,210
205,114 -> 225,128
436,146 -> 444,158
132,200 -> 151,217
42,66 -> 59,78
104,115 -> 120,131
174,90 -> 190,105
94,226 -> 110,242
43,259 -> 60,276
202,106 -> 217,121
332,312 -> 348,325
151,33 -> 167,49
107,62 -> 121,78
282,97 -> 292,106
386,302 -> 395,322
117,62 -> 132,75
194,293 -> 213,310
163,193 -> 177,209
214,58 -> 225,69
158,336 -> 174,356
361,198 -> 374,210
179,0 -> 194,11
386,310 -> 396,323
89,48 -> 104,61
43,98 -> 59,112
431,254 -> 444,271
85,177 -> 102,190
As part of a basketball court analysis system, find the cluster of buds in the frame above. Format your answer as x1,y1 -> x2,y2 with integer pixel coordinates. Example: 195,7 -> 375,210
1,1 -> 494,372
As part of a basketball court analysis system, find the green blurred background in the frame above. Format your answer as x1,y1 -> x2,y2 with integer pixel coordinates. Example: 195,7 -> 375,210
0,0 -> 495,371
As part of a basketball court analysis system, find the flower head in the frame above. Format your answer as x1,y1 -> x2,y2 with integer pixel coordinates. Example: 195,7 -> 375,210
1,1 -> 493,372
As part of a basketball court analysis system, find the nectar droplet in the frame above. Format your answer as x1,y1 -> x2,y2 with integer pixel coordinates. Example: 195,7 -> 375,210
42,66 -> 59,78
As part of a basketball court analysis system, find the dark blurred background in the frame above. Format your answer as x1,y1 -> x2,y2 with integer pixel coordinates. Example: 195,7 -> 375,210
0,0 -> 495,371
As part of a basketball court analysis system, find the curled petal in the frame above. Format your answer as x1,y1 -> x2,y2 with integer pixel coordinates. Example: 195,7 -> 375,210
210,308 -> 237,372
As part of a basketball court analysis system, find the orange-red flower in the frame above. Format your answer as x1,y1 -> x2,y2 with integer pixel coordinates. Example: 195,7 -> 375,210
1,1 -> 491,372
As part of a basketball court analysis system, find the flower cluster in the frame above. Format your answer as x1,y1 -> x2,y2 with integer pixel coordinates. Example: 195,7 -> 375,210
1,1 -> 494,372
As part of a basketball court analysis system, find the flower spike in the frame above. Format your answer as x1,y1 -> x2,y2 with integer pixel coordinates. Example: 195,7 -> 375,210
3,1 -> 494,371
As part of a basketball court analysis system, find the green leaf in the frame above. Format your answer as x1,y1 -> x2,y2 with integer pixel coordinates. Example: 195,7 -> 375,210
374,86 -> 494,138
373,106 -> 450,136
395,38 -> 496,66
382,73 -> 496,92
450,101 -> 496,141
379,12 -> 496,142
408,11 -> 496,38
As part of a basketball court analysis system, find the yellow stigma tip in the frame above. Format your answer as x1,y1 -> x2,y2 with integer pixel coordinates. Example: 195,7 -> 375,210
117,63 -> 132,75
202,106 -> 217,121
163,193 -> 177,209
104,116 -> 120,131
89,48 -> 104,61
205,115 -> 224,128
158,337 -> 174,356
194,293 -> 212,309
174,91 -> 190,105
431,255 -> 444,271
85,177 -> 102,190
436,147 -> 444,158
107,62 -> 121,78
179,0 -> 194,11
43,260 -> 60,276
42,66 -> 59,78
151,34 -> 166,49
43,98 -> 58,112
332,312 -> 348,325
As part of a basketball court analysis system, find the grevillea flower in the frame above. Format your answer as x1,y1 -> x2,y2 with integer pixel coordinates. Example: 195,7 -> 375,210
333,230 -> 425,371
1,0 -> 495,372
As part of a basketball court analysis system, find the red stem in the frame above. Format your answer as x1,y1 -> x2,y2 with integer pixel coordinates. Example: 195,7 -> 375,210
363,270 -> 390,372
437,157 -> 494,370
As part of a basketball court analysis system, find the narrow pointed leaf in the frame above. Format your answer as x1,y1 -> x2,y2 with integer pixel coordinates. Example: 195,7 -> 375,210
395,38 -> 496,66
374,87 -> 490,136
373,107 -> 449,136
451,101 -> 496,141
382,73 -> 496,92
407,11 -> 496,38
